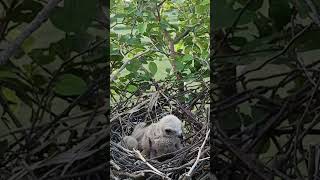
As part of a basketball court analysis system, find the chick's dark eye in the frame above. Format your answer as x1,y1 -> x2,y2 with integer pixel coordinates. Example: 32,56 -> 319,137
165,129 -> 172,134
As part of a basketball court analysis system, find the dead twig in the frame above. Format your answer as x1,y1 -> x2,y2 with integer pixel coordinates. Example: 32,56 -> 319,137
185,129 -> 210,177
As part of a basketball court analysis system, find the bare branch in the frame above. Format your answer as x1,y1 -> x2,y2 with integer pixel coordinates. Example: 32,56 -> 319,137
0,0 -> 62,64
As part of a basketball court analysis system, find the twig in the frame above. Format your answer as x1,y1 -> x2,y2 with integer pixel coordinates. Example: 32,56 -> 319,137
212,0 -> 254,57
110,49 -> 150,82
0,0 -> 62,64
296,57 -> 316,86
113,170 -> 145,179
133,149 -> 171,179
238,23 -> 312,79
185,129 -> 210,177
242,100 -> 289,152
110,160 -> 121,171
215,122 -> 271,180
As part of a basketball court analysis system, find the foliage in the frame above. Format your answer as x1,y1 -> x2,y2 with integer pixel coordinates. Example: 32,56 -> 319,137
110,0 -> 209,100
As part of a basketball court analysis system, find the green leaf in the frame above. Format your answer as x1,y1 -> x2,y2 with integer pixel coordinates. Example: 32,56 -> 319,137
127,37 -> 142,46
28,49 -> 55,65
2,87 -> 19,103
22,64 -> 36,75
148,62 -> 158,75
214,0 -> 255,29
53,74 -> 87,96
50,0 -> 98,33
6,28 -> 35,53
137,23 -> 148,34
1,79 -> 33,107
196,4 -> 208,14
175,60 -> 185,72
0,71 -> 17,79
110,54 -> 123,62
2,87 -> 20,112
182,54 -> 193,62
160,20 -> 170,30
127,85 -> 138,93
126,59 -> 142,72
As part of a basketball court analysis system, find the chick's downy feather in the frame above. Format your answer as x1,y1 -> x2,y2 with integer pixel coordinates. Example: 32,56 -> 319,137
133,114 -> 184,158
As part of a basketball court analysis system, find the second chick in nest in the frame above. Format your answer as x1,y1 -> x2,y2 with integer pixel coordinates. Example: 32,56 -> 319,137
120,136 -> 138,150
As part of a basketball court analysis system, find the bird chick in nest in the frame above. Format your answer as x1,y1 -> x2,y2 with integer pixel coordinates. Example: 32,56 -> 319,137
119,136 -> 138,150
118,122 -> 146,150
151,135 -> 183,160
131,114 -> 184,159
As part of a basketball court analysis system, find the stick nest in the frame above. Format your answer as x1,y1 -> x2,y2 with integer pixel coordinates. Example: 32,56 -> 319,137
110,83 -> 210,180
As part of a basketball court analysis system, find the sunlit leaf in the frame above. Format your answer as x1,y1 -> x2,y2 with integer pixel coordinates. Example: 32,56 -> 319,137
2,87 -> 20,111
137,23 -> 148,34
127,85 -> 138,93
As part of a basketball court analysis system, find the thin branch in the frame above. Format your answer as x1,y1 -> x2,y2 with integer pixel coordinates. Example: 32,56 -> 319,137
185,129 -> 210,177
0,0 -> 62,64
296,57 -> 316,86
110,48 -> 150,82
133,149 -> 171,180
212,0 -> 254,57
215,121 -> 272,180
238,23 -> 312,79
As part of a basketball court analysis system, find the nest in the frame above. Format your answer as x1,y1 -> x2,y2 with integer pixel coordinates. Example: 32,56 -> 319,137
110,83 -> 210,180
